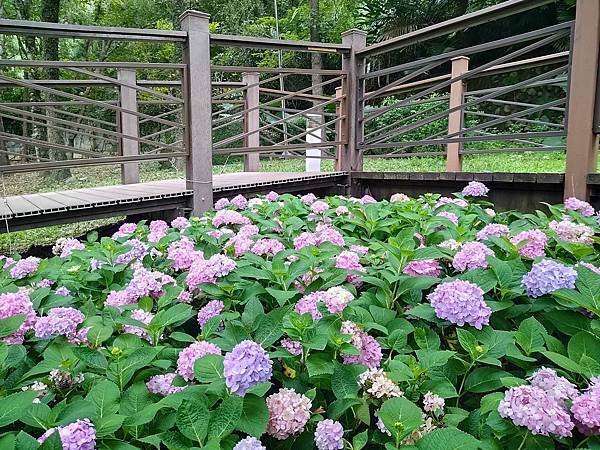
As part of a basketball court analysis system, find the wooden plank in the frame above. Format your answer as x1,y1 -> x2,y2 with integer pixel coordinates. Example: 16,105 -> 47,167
20,193 -> 67,213
5,196 -> 41,216
0,200 -> 13,219
37,191 -> 88,208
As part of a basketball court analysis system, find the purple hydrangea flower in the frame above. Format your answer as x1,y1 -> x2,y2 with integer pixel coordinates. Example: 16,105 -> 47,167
498,385 -> 574,437
37,279 -> 54,288
146,373 -> 185,396
564,197 -> 595,217
301,193 -> 317,205
529,367 -> 578,402
294,232 -> 318,250
571,379 -> 600,435
234,436 -> 266,450
265,191 -> 279,202
0,291 -> 36,344
214,198 -> 230,210
197,300 -> 224,327
403,259 -> 442,277
311,200 -> 329,214
295,292 -> 324,320
38,419 -> 96,450
167,237 -> 203,271
176,341 -> 222,381
148,220 -> 168,242
476,223 -> 510,241
112,222 -> 137,239
427,280 -> 491,329
341,321 -> 382,368
55,286 -> 71,297
10,256 -> 40,279
423,392 -> 445,413
435,197 -> 468,209
267,388 -> 312,439
171,216 -> 190,230
223,340 -> 273,396
510,229 -> 547,259
360,195 -> 377,204
335,206 -> 349,215
437,211 -> 459,226
186,254 -> 236,291
452,241 -> 494,272
549,217 -> 594,245
34,307 -> 85,341
522,259 -> 577,298
114,238 -> 148,265
314,419 -> 344,450
231,194 -> 248,210
122,309 -> 153,342
251,239 -> 285,257
335,251 -> 366,286
52,238 -> 85,258
462,181 -> 489,197
325,286 -> 354,314
212,210 -> 251,228
280,338 -> 302,356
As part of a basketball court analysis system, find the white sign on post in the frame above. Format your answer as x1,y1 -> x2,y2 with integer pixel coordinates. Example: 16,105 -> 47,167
305,113 -> 322,172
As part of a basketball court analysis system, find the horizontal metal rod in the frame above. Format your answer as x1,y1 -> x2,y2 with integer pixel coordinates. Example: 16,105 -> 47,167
363,151 -> 447,158
0,132 -> 112,158
210,33 -> 349,54
211,65 -> 345,75
465,110 -> 563,129
0,152 -> 187,174
0,149 -> 52,162
460,146 -> 565,155
259,87 -> 333,102
214,142 -> 342,155
358,0 -> 560,57
465,76 -> 568,97
465,95 -> 566,112
0,59 -> 185,69
277,116 -> 344,146
212,73 -> 289,100
139,107 -> 182,124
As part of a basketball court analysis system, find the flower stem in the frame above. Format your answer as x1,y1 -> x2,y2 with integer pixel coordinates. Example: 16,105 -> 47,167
517,432 -> 529,450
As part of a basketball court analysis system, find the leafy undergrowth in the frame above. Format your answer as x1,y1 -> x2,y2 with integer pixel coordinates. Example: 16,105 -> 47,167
0,185 -> 599,449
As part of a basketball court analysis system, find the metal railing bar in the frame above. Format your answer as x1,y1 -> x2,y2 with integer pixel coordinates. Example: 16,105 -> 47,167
465,95 -> 566,112
214,96 -> 341,149
0,59 -> 185,69
0,149 -> 52,162
276,116 -> 344,146
465,76 -> 568,97
212,115 -> 244,131
465,110 -> 564,129
0,132 -> 112,158
357,0 -> 561,58
471,130 -> 551,148
211,65 -> 346,75
0,152 -> 188,174
213,141 -> 342,155
212,73 -> 289,100
259,87 -> 334,102
139,107 -> 182,124
212,103 -> 245,119
210,33 -> 350,53
141,126 -> 180,140
261,109 -> 330,143
460,146 -> 565,155
363,151 -> 447,158
361,21 -> 572,81
364,31 -> 569,123
67,67 -> 184,104
261,105 -> 339,117
49,106 -> 117,128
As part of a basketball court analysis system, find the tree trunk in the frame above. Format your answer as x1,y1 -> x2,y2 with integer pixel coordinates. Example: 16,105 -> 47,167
41,0 -> 71,181
309,0 -> 323,138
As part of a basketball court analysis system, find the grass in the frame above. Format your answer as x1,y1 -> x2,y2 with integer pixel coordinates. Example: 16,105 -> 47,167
0,151 -> 584,254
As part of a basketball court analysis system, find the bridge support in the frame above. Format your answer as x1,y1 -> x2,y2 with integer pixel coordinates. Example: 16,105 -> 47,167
446,56 -> 469,172
243,72 -> 260,172
564,0 -> 600,200
180,10 -> 214,215
118,68 -> 140,184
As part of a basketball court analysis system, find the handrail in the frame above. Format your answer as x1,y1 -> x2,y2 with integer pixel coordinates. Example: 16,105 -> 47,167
357,0 -> 559,57
210,34 -> 350,54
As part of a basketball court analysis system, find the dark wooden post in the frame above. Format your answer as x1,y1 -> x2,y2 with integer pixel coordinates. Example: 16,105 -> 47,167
179,10 -> 213,215
446,56 -> 469,172
242,72 -> 260,172
118,68 -> 140,184
341,29 -> 367,173
564,0 -> 600,200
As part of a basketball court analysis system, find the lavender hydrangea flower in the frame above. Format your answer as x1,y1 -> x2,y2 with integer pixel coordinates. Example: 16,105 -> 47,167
529,367 -> 578,402
0,291 -> 36,344
325,286 -> 354,314
301,193 -> 317,205
314,419 -> 344,450
265,191 -> 279,202
564,197 -> 595,217
223,340 -> 273,396
146,373 -> 185,396
522,259 -> 577,298
234,436 -> 266,450
360,195 -> 377,204
55,286 -> 71,297
266,388 -> 312,439
231,194 -> 248,210
437,211 -> 459,225
311,200 -> 329,214
403,259 -> 442,277
280,338 -> 302,356
38,419 -> 96,450
427,280 -> 491,329
335,205 -> 349,215
171,216 -> 190,230
510,229 -> 547,259
122,309 -> 153,342
462,181 -> 489,197
186,254 -> 236,291
10,256 -> 40,279
315,223 -> 345,247
435,197 -> 468,209
37,278 -> 54,288
476,223 -> 510,241
212,210 -> 251,228
549,217 -> 594,245
34,307 -> 85,341
197,300 -> 224,327
114,238 -> 148,265
498,385 -> 574,437
112,222 -> 137,239
294,232 -> 318,250
176,341 -> 221,381
251,238 -> 285,256
167,237 -> 203,271
52,238 -> 85,258
148,220 -> 168,242
295,292 -> 325,320
341,321 -> 382,368
423,392 -> 445,413
571,379 -> 600,435
452,241 -> 493,272
214,198 -> 230,210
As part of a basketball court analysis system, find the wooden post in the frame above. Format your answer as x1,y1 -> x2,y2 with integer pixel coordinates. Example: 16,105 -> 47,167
341,29 -> 367,172
179,10 -> 213,215
334,86 -> 347,171
242,72 -> 260,172
564,0 -> 600,200
446,56 -> 469,172
118,68 -> 140,184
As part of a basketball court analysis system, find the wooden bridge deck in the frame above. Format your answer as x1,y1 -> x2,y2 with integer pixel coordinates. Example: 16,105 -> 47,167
0,171 -> 348,232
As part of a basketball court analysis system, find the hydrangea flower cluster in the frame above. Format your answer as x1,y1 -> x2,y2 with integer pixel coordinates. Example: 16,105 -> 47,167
186,254 -> 236,291
122,309 -> 154,342
251,238 -> 285,256
148,220 -> 168,242
510,229 -> 547,259
167,237 -> 203,271
549,217 -> 594,245
9,256 -> 40,279
38,419 -> 96,450
231,194 -> 249,210
234,437 -> 267,450
146,373 -> 185,396
462,181 -> 489,196
427,280 -> 491,329
403,259 -> 442,277
423,392 -> 445,413
280,338 -> 302,356
114,238 -> 148,265
0,291 -> 36,344
106,266 -> 174,309
571,378 -> 600,435
340,321 -> 382,368
112,222 -> 137,238
390,193 -> 410,202
522,259 -> 577,298
223,340 -> 273,396
52,237 -> 85,258
437,211 -> 459,225
435,197 -> 468,208
358,368 -> 403,399
335,251 -> 365,286
314,419 -> 344,450
266,388 -> 312,439
212,210 -> 251,228
197,300 -> 224,327
171,216 -> 190,230
452,241 -> 493,272
34,307 -> 85,341
176,341 -> 221,381
564,197 -> 595,216
476,223 -> 510,241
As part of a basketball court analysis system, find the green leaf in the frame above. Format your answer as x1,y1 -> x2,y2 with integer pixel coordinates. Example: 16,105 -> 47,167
0,315 -> 25,338
379,397 -> 423,442
542,351 -> 583,373
73,346 -> 108,370
306,353 -> 334,377
0,391 -> 38,427
87,325 -> 113,347
514,317 -> 546,355
208,395 -> 243,439
567,331 -> 600,364
86,379 -> 120,419
416,427 -> 480,450
352,430 -> 369,450
176,398 -> 210,444
465,368 -> 512,393
194,354 -> 224,383
331,362 -> 361,399
237,395 -> 268,437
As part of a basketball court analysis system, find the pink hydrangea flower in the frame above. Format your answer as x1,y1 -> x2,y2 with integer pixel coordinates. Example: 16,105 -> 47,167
148,220 -> 168,242
403,259 -> 442,277
294,232 -> 318,250
452,241 -> 493,272
171,216 -> 190,230
122,309 -> 154,342
251,239 -> 285,257
167,237 -> 203,271
176,341 -> 221,381
265,191 -> 279,202
564,197 -> 594,217
549,217 -> 594,245
335,206 -> 349,215
510,229 -> 547,259
197,300 -> 224,327
359,195 -> 377,204
314,419 -> 344,450
146,373 -> 185,396
437,211 -> 459,226
311,201 -> 329,214
462,181 -> 489,197
34,307 -> 85,341
280,338 -> 302,356
476,223 -> 510,241
435,197 -> 468,208
10,256 -> 40,279
301,193 -> 317,205
423,392 -> 445,413
212,210 -> 251,228
52,238 -> 85,258
267,388 -> 312,439
340,321 -> 382,368
231,195 -> 248,210
390,193 -> 410,202
571,379 -> 600,435
427,280 -> 491,329
112,222 -> 137,239
214,198 -> 230,210
0,291 -> 36,344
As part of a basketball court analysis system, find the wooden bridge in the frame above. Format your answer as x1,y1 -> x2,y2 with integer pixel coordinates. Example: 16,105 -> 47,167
1,0 -> 600,233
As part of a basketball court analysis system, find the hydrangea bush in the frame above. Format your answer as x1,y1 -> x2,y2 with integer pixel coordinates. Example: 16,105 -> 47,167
0,186 -> 599,449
